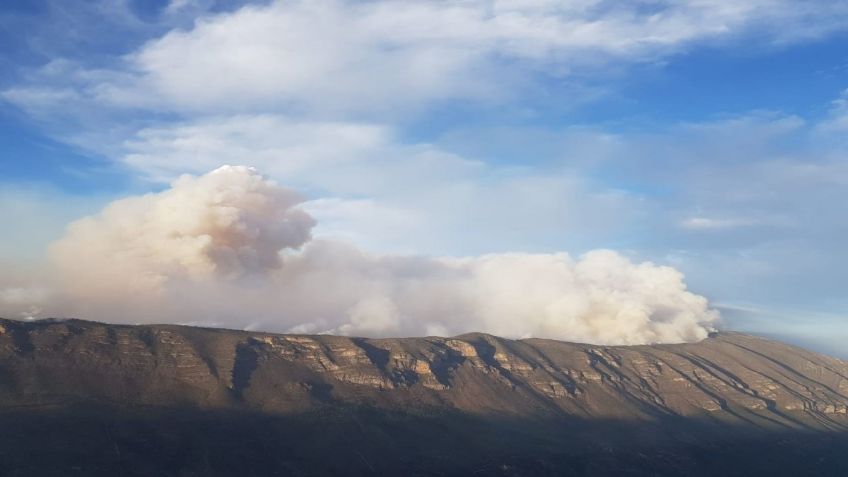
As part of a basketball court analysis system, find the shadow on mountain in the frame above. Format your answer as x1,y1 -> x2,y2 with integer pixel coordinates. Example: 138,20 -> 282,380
3,319 -> 848,475
1,403 -> 848,477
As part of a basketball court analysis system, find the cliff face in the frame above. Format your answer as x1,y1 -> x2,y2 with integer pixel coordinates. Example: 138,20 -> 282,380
1,318 -> 848,476
2,317 -> 847,427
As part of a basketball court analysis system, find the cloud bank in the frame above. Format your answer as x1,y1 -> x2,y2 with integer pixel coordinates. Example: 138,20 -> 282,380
2,166 -> 719,345
8,0 -> 848,151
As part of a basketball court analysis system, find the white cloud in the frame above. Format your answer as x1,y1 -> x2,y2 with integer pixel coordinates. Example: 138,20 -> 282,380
2,0 -> 848,350
817,88 -> 848,133
8,0 -> 848,120
679,217 -> 758,230
120,115 -> 391,182
111,113 -> 639,255
119,0 -> 848,115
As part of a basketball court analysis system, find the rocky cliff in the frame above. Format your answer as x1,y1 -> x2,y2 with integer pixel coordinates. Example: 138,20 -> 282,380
1,318 -> 847,476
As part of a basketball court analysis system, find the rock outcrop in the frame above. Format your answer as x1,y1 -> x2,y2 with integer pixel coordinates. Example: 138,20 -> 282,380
3,318 -> 848,476
1,317 -> 847,431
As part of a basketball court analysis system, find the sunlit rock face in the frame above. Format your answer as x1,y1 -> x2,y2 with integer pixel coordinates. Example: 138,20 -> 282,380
2,318 -> 847,426
3,318 -> 848,476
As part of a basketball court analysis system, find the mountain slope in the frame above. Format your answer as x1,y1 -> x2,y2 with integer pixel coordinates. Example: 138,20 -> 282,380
1,318 -> 847,476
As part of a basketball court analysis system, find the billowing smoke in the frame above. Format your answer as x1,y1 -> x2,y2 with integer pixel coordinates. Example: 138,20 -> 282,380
5,166 -> 718,345
50,166 -> 314,296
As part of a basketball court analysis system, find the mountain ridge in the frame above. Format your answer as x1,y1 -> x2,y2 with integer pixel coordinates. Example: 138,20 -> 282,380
2,317 -> 848,476
2,317 -> 847,425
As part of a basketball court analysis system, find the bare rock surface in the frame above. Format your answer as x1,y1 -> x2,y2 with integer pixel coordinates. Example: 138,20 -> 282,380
1,317 -> 847,476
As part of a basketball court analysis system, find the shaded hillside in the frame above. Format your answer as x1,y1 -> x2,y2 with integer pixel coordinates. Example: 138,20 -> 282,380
1,318 -> 847,476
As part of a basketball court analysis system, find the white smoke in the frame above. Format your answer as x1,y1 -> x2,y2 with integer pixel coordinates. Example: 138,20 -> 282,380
7,166 -> 719,345
49,166 -> 314,296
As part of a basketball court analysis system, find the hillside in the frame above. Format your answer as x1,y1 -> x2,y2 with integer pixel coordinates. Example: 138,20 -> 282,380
1,318 -> 847,476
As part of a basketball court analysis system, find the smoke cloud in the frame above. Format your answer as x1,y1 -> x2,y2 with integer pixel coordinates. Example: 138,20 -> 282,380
50,166 -> 314,296
3,166 -> 718,345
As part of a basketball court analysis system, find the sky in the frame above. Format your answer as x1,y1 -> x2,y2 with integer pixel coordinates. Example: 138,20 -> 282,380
0,0 -> 846,354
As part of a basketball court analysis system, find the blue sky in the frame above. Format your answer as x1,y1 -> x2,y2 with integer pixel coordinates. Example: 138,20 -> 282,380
1,0 -> 847,352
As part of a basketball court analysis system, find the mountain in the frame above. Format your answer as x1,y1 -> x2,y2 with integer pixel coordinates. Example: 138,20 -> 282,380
1,317 -> 847,476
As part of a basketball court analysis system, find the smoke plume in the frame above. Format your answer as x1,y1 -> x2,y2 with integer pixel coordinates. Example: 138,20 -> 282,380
49,166 -> 314,296
4,166 -> 719,345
